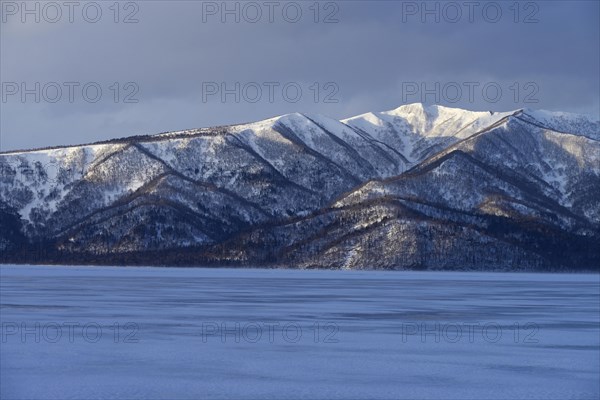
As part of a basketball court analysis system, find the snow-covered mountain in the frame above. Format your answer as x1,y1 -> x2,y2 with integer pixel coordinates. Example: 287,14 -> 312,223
1,103 -> 598,270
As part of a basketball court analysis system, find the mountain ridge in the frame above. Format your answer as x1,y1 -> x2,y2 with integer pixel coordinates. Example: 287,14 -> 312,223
3,103 -> 597,156
1,103 -> 598,270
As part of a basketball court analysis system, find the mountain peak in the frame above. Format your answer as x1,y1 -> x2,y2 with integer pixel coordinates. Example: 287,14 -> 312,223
1,100 -> 598,270
385,102 -> 503,117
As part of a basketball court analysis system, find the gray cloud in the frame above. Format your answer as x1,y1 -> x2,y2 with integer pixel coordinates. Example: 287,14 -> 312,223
1,0 -> 598,151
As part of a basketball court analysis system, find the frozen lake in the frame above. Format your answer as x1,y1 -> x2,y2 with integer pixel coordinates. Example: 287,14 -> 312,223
1,265 -> 598,399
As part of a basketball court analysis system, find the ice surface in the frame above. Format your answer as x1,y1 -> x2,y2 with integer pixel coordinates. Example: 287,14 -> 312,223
1,266 -> 598,400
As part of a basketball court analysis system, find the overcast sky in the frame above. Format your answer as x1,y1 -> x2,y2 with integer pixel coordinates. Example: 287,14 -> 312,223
1,0 -> 598,151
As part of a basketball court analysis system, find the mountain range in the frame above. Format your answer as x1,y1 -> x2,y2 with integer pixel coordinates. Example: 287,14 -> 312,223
1,103 -> 598,271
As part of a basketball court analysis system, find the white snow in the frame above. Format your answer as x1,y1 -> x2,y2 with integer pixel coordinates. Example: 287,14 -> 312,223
1,143 -> 123,222
1,103 -> 597,227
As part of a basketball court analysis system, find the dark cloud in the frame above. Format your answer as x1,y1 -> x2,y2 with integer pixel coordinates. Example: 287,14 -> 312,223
1,0 -> 598,151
